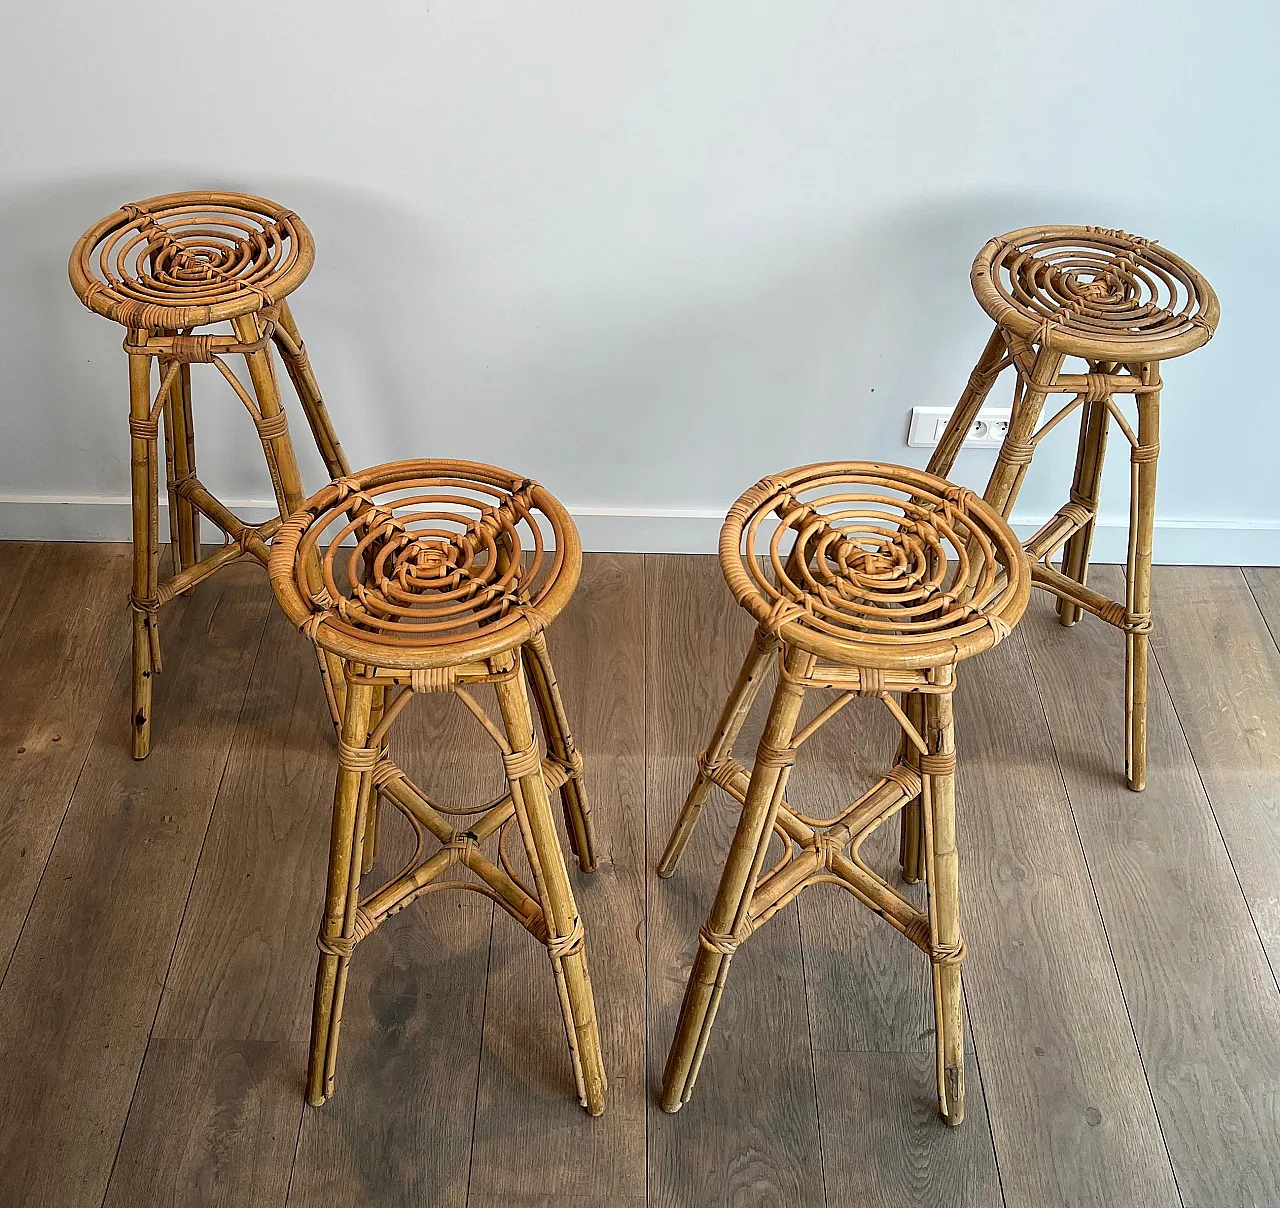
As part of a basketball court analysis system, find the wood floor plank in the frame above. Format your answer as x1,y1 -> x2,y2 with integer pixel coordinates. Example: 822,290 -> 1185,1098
1151,567 -> 1280,979
152,609 -> 338,1042
0,542 -> 131,977
796,703 -> 1003,1201
1023,568 -> 1280,1208
468,555 -> 648,1205
0,563 -> 270,1208
1244,567 -> 1280,649
954,624 -> 1181,1207
0,540 -> 39,638
795,697 -> 933,1053
100,610 -> 337,1208
101,1038 -> 307,1208
287,636 -> 497,1208
645,554 -> 826,1208
816,1039 -> 1001,1208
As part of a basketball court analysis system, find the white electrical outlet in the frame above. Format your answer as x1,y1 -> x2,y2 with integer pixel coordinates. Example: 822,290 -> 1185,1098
907,406 -> 1011,450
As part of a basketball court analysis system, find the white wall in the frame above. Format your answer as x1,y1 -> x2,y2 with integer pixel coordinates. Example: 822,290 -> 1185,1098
1,1 -> 1276,561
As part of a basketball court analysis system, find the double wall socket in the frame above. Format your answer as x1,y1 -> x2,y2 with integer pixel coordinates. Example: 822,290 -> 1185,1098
907,406 -> 1011,450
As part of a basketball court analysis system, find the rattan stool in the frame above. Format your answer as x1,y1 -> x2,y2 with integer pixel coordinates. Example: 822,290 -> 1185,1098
657,463 -> 1028,1123
269,460 -> 605,1115
69,191 -> 350,758
927,227 -> 1218,790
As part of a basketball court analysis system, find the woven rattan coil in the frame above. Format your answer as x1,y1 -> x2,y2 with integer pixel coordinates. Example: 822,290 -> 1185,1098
68,190 -> 314,330
971,225 -> 1218,361
270,459 -> 582,670
720,462 -> 1029,669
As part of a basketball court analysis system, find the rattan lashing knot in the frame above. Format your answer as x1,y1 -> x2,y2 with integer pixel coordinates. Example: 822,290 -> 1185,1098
254,410 -> 290,442
128,416 -> 159,442
886,763 -> 920,795
1083,373 -> 1111,404
754,741 -> 795,770
986,614 -> 1013,644
1130,441 -> 1160,464
546,917 -> 585,960
1000,440 -> 1035,466
299,612 -> 330,642
763,596 -> 806,632
855,666 -> 886,697
316,932 -> 356,958
699,923 -> 750,956
337,740 -> 380,772
370,757 -> 400,788
410,667 -> 457,693
931,938 -> 967,967
503,742 -> 543,781
918,751 -> 957,777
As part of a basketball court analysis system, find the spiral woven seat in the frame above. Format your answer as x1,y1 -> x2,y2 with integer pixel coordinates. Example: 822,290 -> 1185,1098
270,460 -> 582,670
69,190 -> 314,330
722,462 -> 1029,670
972,226 -> 1218,361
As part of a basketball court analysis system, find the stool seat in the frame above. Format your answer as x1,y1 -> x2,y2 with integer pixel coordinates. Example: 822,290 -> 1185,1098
971,225 -> 1219,362
270,460 -> 581,670
69,190 -> 314,330
721,462 -> 1029,670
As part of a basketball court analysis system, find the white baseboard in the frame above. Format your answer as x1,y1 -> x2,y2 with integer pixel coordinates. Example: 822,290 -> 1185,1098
0,494 -> 1277,565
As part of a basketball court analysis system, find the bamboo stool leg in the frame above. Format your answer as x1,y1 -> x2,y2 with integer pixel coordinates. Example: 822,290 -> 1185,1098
1126,377 -> 1160,792
308,677 -> 376,1107
522,631 -> 596,872
127,347 -> 161,760
234,312 -> 348,726
927,324 -> 1008,479
983,345 -> 1064,516
660,644 -> 810,1113
162,358 -> 199,577
1057,377 -> 1111,626
921,676 -> 965,1125
360,684 -> 386,876
898,692 -> 926,884
271,298 -> 352,479
658,626 -> 777,878
493,659 -> 607,1116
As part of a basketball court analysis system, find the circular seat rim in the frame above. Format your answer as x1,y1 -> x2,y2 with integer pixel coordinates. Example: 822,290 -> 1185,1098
971,224 -> 1219,362
68,190 -> 315,329
269,458 -> 583,671
719,460 -> 1030,670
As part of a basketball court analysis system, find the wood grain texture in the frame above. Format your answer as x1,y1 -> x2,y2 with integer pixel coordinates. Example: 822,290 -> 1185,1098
152,608 -> 338,1042
0,543 -> 131,977
2,552 -> 1279,1207
816,1037 -> 1001,1208
1023,568 -> 1280,1208
795,697 -> 933,1052
0,541 -> 39,638
101,1039 -> 306,1208
100,609 -> 335,1207
0,563 -> 269,1208
1245,568 -> 1280,648
469,555 -> 648,1202
1151,567 -> 1280,979
645,555 -> 825,1208
953,625 -> 1180,1207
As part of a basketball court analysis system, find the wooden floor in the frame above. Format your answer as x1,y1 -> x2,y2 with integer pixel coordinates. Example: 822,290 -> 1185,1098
0,544 -> 1277,1208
